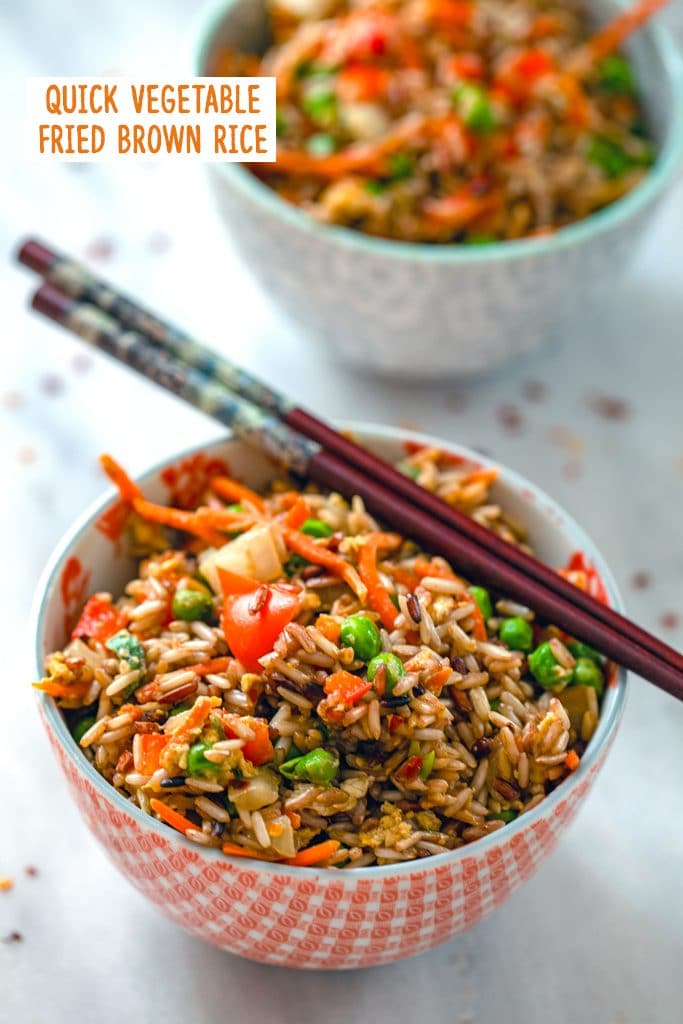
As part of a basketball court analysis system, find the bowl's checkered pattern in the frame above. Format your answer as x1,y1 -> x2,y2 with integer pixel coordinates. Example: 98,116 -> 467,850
44,711 -> 606,969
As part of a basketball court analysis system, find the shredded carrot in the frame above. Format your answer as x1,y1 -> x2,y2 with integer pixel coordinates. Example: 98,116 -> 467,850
315,614 -> 341,645
283,496 -> 312,529
587,0 -> 668,62
422,189 -> 502,230
33,680 -> 92,699
99,453 -> 143,502
222,841 -> 279,861
389,565 -> 420,590
462,592 -> 487,642
284,808 -> 301,829
285,840 -> 340,866
272,114 -> 451,178
193,507 -> 256,532
425,666 -> 453,693
414,557 -> 457,580
150,798 -> 197,835
137,734 -> 169,775
357,532 -> 402,630
324,670 -> 372,706
565,750 -> 580,771
190,657 -> 232,677
131,497 -> 225,547
282,527 -> 367,602
172,695 -> 221,743
210,475 -> 266,512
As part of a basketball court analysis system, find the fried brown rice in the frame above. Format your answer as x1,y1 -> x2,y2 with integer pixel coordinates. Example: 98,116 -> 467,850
36,446 -> 608,868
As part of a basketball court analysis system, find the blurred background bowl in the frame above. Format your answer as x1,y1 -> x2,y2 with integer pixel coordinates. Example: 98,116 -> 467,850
33,426 -> 626,969
195,0 -> 683,379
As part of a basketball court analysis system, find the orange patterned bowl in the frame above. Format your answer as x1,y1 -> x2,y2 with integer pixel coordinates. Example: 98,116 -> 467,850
32,426 -> 626,969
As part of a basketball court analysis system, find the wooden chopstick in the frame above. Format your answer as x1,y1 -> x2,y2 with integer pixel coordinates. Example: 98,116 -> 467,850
17,238 -> 683,678
26,279 -> 683,701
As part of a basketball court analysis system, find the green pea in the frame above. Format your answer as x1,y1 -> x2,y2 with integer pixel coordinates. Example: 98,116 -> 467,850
306,133 -> 336,157
340,615 -> 382,661
71,715 -> 96,744
528,641 -> 573,689
452,83 -> 497,133
599,55 -> 636,95
567,641 -> 603,664
469,586 -> 492,621
300,518 -> 334,538
279,747 -> 338,784
172,587 -> 214,622
419,750 -> 436,780
572,657 -> 604,698
499,617 -> 534,652
388,152 -> 414,180
168,701 -> 193,717
187,741 -> 215,776
490,808 -> 518,823
302,89 -> 337,127
367,652 -> 405,694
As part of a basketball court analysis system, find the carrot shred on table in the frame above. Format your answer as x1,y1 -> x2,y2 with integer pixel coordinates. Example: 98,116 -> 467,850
150,799 -> 196,835
171,695 -> 221,743
358,532 -> 402,630
285,840 -> 340,866
282,528 -> 367,601
210,475 -> 266,512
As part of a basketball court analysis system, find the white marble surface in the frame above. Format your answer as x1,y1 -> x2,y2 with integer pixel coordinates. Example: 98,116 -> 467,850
2,2 -> 683,1021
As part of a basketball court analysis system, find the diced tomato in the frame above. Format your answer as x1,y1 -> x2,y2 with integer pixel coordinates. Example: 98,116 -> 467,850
72,594 -> 126,644
399,755 -> 423,780
137,733 -> 169,775
224,714 -> 274,765
324,670 -> 372,707
218,570 -> 302,673
496,48 -> 555,102
336,63 -> 390,102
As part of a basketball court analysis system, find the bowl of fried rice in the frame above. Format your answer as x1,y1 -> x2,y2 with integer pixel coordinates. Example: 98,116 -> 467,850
196,0 -> 683,376
32,426 -> 626,968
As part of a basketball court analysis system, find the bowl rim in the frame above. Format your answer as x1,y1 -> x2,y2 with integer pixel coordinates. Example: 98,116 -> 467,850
193,0 -> 683,265
32,423 -> 628,879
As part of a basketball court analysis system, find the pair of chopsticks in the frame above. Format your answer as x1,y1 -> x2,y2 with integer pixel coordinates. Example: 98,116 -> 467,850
17,238 -> 683,700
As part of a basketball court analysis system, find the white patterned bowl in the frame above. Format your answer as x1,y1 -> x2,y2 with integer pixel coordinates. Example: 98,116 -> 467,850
195,0 -> 683,378
32,426 -> 627,969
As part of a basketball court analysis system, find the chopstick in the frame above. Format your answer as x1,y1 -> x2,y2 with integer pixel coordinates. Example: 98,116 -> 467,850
25,277 -> 683,701
17,238 -> 683,679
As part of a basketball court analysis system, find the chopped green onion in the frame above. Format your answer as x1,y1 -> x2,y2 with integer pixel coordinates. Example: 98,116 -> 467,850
452,83 -> 497,134
599,55 -> 636,96
586,136 -> 634,178
490,808 -> 518,823
388,152 -> 415,180
469,586 -> 493,621
419,750 -> 436,780
279,747 -> 338,784
302,89 -> 337,128
465,233 -> 496,245
364,179 -> 387,195
71,715 -> 96,744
